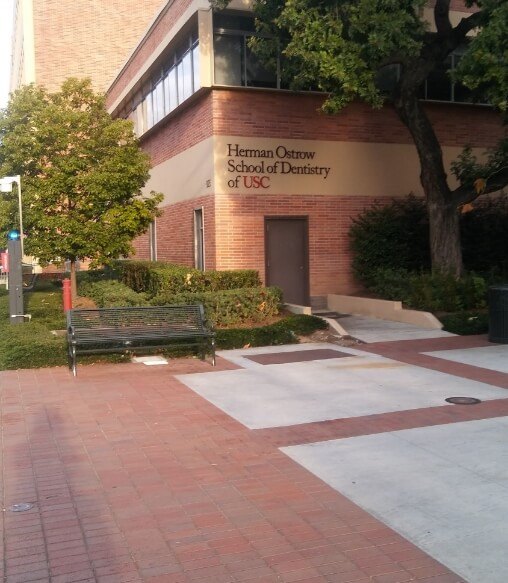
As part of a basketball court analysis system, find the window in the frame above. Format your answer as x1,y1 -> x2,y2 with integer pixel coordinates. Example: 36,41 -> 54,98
124,29 -> 200,136
214,34 -> 243,86
194,208 -> 205,271
213,12 -> 278,89
153,79 -> 165,124
178,50 -> 193,102
149,220 -> 157,261
376,48 -> 487,106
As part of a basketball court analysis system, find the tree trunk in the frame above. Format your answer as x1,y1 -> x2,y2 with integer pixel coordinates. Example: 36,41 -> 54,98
69,260 -> 78,303
427,196 -> 463,277
393,87 -> 464,277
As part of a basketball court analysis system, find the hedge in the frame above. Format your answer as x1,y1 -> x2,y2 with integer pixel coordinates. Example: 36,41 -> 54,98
439,311 -> 488,335
78,280 -> 283,326
79,280 -> 149,307
151,286 -> 282,326
116,260 -> 261,296
369,268 -> 488,312
0,322 -> 68,370
76,266 -> 120,286
349,195 -> 430,286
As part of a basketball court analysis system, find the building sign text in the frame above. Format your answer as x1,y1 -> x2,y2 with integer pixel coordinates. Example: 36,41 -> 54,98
226,143 -> 331,189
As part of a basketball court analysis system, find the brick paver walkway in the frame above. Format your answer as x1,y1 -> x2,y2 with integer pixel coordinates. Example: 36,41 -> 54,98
2,339 -> 500,582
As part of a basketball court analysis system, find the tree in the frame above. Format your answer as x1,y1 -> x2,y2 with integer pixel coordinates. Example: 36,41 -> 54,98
0,79 -> 162,298
218,0 -> 508,276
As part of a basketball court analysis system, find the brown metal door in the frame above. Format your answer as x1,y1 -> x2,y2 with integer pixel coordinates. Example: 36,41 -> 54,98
265,217 -> 309,305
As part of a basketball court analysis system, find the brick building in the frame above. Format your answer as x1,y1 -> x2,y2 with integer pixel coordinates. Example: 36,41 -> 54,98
106,0 -> 504,307
10,0 -> 164,93
11,0 -> 500,307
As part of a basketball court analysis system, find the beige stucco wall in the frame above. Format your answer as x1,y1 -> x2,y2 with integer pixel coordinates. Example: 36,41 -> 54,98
328,295 -> 444,329
214,136 -> 471,197
146,135 -> 487,204
144,137 -> 215,206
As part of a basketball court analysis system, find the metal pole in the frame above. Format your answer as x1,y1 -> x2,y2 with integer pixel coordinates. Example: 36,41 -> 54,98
0,176 -> 23,257
7,238 -> 24,324
15,177 -> 23,258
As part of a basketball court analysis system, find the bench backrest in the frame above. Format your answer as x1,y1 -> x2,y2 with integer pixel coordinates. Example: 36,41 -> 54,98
67,304 -> 207,333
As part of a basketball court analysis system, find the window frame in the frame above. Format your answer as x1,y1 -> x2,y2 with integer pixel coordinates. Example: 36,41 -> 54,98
193,207 -> 205,271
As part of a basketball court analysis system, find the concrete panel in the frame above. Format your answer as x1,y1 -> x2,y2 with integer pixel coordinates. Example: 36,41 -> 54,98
283,417 -> 508,583
424,346 -> 508,374
178,345 -> 507,429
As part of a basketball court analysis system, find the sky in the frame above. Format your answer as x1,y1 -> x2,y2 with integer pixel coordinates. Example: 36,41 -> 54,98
0,0 -> 15,109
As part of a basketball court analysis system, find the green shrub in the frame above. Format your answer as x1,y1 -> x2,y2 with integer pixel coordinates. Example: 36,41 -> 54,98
216,314 -> 326,349
77,266 -> 120,288
369,268 -> 413,301
117,260 -> 261,296
368,269 -> 488,312
350,194 -> 508,287
150,286 -> 282,326
216,326 -> 296,349
80,280 -> 149,307
406,272 -> 487,312
461,195 -> 508,273
113,260 -> 152,292
440,311 -> 488,335
349,195 -> 430,286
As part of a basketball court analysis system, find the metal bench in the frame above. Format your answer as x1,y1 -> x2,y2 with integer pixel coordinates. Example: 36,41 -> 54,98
67,304 -> 215,376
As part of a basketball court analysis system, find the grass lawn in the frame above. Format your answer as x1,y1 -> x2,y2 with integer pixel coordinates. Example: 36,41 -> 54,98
0,280 -> 328,371
0,281 -> 69,370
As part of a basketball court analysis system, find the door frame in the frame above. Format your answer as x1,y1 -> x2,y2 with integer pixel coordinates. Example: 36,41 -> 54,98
264,216 -> 310,306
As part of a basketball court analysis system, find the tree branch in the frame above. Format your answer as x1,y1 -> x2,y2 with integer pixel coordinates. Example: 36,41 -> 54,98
422,8 -> 483,66
434,0 -> 452,36
453,166 -> 508,205
453,10 -> 483,41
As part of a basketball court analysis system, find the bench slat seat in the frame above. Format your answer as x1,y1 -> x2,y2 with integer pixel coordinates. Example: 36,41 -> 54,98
67,304 -> 215,375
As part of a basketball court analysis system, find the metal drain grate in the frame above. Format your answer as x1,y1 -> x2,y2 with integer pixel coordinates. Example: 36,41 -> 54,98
445,397 -> 482,405
9,503 -> 34,512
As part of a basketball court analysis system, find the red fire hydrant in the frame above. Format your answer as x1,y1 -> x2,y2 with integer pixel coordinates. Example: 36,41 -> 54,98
63,278 -> 72,312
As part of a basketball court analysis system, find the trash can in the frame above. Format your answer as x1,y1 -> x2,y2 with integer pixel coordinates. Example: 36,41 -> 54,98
488,284 -> 508,343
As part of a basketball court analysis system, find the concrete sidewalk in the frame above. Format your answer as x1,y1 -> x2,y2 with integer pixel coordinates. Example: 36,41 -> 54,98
1,332 -> 507,582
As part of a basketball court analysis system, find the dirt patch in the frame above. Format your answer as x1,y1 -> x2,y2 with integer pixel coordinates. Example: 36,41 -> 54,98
298,328 -> 363,347
74,296 -> 97,309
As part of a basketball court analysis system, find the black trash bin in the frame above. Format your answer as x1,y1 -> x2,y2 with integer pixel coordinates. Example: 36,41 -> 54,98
488,284 -> 508,343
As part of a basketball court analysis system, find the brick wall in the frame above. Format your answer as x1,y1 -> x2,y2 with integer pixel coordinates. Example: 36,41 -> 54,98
213,90 -> 504,149
139,85 -> 505,172
33,0 -> 163,92
133,88 -> 503,302
131,232 -> 151,261
214,194 -> 391,300
133,192 -> 377,299
448,0 -> 477,12
142,92 -> 213,166
131,195 -> 216,268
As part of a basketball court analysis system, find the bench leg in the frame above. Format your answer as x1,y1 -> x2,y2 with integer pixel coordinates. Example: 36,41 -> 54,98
211,338 -> 216,367
69,345 -> 77,377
